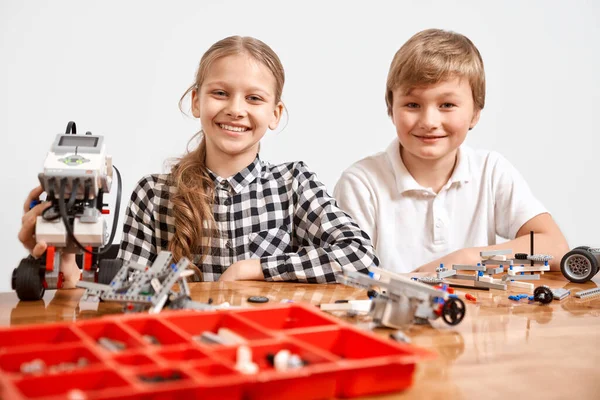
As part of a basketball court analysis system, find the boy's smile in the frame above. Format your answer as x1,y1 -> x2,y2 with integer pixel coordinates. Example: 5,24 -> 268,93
391,77 -> 480,178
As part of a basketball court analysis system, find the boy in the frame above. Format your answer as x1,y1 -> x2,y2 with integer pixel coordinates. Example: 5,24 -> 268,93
334,29 -> 568,273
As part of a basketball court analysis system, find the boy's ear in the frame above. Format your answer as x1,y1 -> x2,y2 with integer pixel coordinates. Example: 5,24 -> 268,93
469,108 -> 481,130
268,101 -> 284,130
191,88 -> 201,118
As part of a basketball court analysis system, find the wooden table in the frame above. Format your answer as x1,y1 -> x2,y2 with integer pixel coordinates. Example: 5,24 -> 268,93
1,272 -> 599,399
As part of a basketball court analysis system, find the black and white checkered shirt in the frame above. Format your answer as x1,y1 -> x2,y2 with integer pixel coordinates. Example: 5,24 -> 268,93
117,156 -> 378,282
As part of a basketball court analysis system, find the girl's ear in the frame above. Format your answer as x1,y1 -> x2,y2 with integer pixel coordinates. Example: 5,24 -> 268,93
191,88 -> 201,118
469,108 -> 481,130
268,101 -> 284,130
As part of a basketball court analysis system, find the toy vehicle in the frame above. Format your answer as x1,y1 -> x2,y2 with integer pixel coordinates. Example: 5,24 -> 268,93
560,246 -> 600,283
337,266 -> 466,328
11,121 -> 122,301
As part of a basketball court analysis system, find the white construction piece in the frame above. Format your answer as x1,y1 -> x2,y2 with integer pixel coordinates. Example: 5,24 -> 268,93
76,251 -> 216,313
574,287 -> 600,299
437,236 -> 553,292
336,266 -> 466,328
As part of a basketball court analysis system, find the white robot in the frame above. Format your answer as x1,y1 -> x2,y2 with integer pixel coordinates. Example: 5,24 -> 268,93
12,121 -> 122,301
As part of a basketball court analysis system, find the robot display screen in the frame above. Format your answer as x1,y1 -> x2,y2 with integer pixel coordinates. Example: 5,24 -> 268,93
58,136 -> 99,147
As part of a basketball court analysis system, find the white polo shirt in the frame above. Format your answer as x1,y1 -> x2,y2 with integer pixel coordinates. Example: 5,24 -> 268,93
333,138 -> 547,273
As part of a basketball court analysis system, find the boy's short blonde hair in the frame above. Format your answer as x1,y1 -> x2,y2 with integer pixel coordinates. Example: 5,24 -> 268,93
385,29 -> 485,117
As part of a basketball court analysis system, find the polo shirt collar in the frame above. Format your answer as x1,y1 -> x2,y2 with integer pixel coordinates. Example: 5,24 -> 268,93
386,138 -> 471,194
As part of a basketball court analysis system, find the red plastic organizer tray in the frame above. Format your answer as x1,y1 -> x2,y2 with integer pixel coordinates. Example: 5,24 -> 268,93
0,303 -> 434,399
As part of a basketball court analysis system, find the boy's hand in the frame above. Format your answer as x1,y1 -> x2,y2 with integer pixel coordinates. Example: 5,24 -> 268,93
18,186 -> 52,258
414,248 -> 475,273
18,186 -> 80,287
218,259 -> 264,281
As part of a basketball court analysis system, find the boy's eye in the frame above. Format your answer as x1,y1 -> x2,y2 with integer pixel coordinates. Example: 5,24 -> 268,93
440,103 -> 456,108
406,103 -> 419,108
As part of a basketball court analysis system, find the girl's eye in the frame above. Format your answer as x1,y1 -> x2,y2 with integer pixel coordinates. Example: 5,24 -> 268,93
441,103 -> 456,108
406,103 -> 419,108
247,95 -> 263,102
212,90 -> 227,97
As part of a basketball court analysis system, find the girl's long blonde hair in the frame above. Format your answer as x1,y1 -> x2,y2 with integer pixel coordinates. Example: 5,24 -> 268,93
169,36 -> 285,281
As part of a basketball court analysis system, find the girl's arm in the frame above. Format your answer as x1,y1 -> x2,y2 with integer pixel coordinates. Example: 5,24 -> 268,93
259,163 -> 379,283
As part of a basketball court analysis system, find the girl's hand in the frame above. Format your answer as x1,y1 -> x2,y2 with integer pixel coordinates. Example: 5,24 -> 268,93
218,259 -> 264,281
18,186 -> 52,258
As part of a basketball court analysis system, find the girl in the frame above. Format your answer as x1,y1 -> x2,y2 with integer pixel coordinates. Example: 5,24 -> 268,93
19,36 -> 378,284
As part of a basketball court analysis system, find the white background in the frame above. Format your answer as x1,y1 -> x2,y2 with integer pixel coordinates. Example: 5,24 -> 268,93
1,0 -> 598,292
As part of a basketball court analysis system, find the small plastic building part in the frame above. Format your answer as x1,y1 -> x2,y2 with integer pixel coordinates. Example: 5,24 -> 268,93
139,372 -> 182,383
288,354 -> 304,369
441,298 -> 466,326
67,389 -> 88,400
274,350 -> 290,371
367,289 -> 379,298
465,293 -> 476,302
47,358 -> 88,374
416,276 -> 444,285
447,283 -> 490,291
389,331 -> 411,343
142,335 -> 160,345
20,359 -> 46,374
508,294 -> 528,301
274,349 -> 298,371
217,328 -> 247,344
195,331 -> 227,345
550,288 -> 570,300
560,247 -> 600,283
235,345 -> 258,375
97,337 -> 125,352
574,287 -> 600,299
532,285 -> 553,304
247,296 -> 269,303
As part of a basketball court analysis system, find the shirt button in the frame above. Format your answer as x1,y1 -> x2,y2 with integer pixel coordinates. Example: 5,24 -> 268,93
435,220 -> 443,228
224,198 -> 231,206
226,240 -> 232,249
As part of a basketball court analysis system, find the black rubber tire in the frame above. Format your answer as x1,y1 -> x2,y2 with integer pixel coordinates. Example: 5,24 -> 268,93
441,298 -> 466,326
514,253 -> 528,260
533,285 -> 553,305
14,258 -> 45,301
573,246 -> 591,252
97,259 -> 123,284
560,249 -> 599,283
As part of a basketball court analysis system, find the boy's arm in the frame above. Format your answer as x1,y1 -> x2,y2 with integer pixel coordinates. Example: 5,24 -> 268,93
415,213 -> 569,272
416,152 -> 569,273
